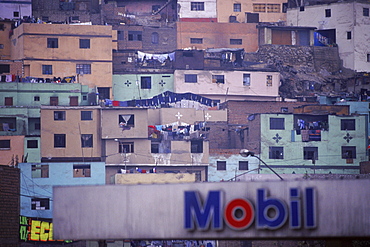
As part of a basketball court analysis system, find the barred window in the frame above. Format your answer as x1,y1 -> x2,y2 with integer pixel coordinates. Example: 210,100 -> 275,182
76,64 -> 91,74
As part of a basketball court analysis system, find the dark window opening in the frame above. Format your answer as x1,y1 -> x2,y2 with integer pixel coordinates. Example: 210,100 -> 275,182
151,32 -> 159,44
76,64 -> 91,74
191,2 -> 205,11
239,161 -> 249,170
191,140 -> 203,153
27,140 -> 38,148
141,76 -> 152,89
363,7 -> 369,16
303,147 -> 318,160
31,198 -> 49,210
190,38 -> 203,44
212,75 -> 225,84
54,111 -> 66,121
54,134 -> 66,148
119,114 -> 134,127
270,118 -> 284,130
342,146 -> 356,159
73,164 -> 91,177
0,140 -> 10,149
234,3 -> 241,12
119,142 -> 134,153
42,65 -> 52,75
217,161 -> 226,170
79,39 -> 90,49
185,74 -> 197,83
47,38 -> 58,48
341,119 -> 355,130
0,64 -> 10,74
325,9 -> 331,17
118,31 -> 124,40
81,111 -> 93,120
128,31 -> 142,41
230,39 -> 242,45
32,165 -> 48,178
269,146 -> 284,159
81,134 -> 93,148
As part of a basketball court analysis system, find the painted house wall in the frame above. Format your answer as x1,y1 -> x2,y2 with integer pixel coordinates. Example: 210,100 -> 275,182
19,162 -> 105,218
208,152 -> 260,182
176,22 -> 258,51
178,0 -> 217,20
286,2 -> 370,72
0,0 -> 32,20
10,23 -> 113,92
40,106 -> 102,161
174,69 -> 280,102
260,113 -> 367,174
0,135 -> 24,166
0,21 -> 13,61
112,74 -> 174,101
0,82 -> 90,106
217,0 -> 287,23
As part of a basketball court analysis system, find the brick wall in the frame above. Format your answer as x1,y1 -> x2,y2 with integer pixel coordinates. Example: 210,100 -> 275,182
0,166 -> 20,247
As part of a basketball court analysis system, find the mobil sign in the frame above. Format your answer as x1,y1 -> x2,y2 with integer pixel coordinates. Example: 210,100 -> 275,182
184,187 -> 316,231
53,179 -> 370,240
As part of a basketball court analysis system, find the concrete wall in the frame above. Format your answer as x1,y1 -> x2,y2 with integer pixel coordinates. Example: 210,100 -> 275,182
176,22 -> 258,51
19,162 -> 105,219
260,113 -> 367,174
115,173 -> 196,184
40,106 -> 102,161
178,0 -> 217,19
217,0 -> 287,23
0,135 -> 24,166
287,2 -> 370,72
0,82 -> 90,106
10,23 -> 113,91
0,166 -> 19,247
112,74 -> 174,101
174,69 -> 280,102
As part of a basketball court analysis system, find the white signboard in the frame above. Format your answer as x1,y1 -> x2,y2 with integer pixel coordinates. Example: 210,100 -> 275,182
53,179 -> 370,240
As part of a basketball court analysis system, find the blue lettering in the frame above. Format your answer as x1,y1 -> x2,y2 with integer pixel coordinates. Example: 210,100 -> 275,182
256,189 -> 288,229
184,191 -> 223,230
304,188 -> 316,228
289,188 -> 301,229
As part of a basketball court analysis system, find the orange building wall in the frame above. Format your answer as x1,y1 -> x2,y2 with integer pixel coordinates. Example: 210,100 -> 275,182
177,22 -> 258,52
0,136 -> 24,166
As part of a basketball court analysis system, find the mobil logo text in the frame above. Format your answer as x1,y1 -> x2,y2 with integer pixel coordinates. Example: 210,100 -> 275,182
184,187 -> 316,231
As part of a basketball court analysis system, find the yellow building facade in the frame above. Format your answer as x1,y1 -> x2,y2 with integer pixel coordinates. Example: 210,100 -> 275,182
10,23 -> 115,99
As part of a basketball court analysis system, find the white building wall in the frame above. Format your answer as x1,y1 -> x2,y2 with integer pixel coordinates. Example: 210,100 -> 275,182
287,2 -> 370,72
174,70 -> 280,102
178,0 -> 217,19
0,0 -> 32,20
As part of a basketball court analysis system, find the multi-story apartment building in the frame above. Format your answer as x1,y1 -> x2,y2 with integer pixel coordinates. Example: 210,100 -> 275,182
260,106 -> 367,174
217,0 -> 288,23
178,0 -> 217,22
10,23 -> 115,99
286,0 -> 370,72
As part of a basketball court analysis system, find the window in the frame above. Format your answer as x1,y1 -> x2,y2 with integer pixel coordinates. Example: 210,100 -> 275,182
81,111 -> 92,120
217,161 -> 226,170
212,75 -> 225,84
266,75 -> 272,87
341,119 -> 355,130
269,147 -> 284,159
81,134 -> 93,148
243,74 -> 250,86
34,96 -> 40,101
79,39 -> 90,49
50,96 -> 58,106
47,38 -> 58,48
98,87 -> 110,100
27,140 -> 38,148
119,114 -> 134,127
76,64 -> 91,74
31,165 -> 48,178
0,44 -> 3,49
347,31 -> 352,40
239,161 -> 249,170
13,11 -> 19,18
303,147 -> 318,160
73,164 -> 91,177
190,38 -> 203,44
230,39 -> 242,45
54,111 -> 66,121
119,142 -> 134,153
300,6 -> 305,11
342,146 -> 356,159
151,143 -> 159,153
140,76 -> 152,89
191,2 -> 204,11
267,4 -> 280,13
325,9 -> 331,17
229,16 -> 237,23
367,54 -> 370,62
191,140 -> 203,153
31,198 -> 50,210
253,4 -> 266,12
151,141 -> 171,153
151,32 -> 159,44
0,64 -> 10,73
118,31 -> 124,40
42,65 -> 52,75
128,31 -> 142,41
234,3 -> 241,12
281,107 -> 288,113
4,97 -> 13,106
363,7 -> 369,17
0,24 -> 4,30
185,74 -> 197,83
0,140 -> 10,149
270,118 -> 284,130
0,118 -> 16,131
54,134 -> 66,148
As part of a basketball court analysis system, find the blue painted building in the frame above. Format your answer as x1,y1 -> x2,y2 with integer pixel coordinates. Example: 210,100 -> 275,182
19,162 -> 106,219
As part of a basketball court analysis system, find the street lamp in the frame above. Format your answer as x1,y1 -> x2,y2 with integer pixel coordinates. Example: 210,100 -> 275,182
239,149 -> 284,181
